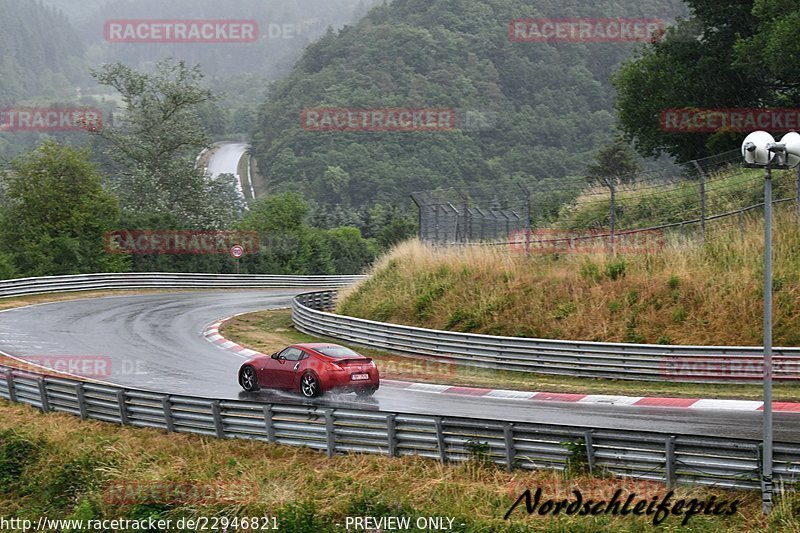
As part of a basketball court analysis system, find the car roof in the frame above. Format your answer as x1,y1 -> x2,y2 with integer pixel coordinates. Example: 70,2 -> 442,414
292,343 -> 347,350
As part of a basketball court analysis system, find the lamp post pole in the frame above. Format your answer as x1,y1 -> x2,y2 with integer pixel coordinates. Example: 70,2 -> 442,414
762,160 -> 773,514
742,135 -> 789,515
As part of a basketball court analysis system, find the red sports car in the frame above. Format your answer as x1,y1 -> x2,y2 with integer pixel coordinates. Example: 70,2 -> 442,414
238,343 -> 380,397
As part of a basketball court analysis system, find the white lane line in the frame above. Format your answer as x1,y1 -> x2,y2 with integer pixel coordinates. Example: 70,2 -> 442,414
689,399 -> 763,411
578,395 -> 644,406
485,389 -> 537,399
406,383 -> 451,393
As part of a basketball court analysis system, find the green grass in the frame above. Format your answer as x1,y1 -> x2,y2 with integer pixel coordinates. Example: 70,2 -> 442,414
556,165 -> 797,231
338,206 -> 800,347
0,399 -> 793,532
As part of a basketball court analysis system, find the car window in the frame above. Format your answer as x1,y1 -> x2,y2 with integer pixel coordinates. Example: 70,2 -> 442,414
316,346 -> 361,358
280,348 -> 304,361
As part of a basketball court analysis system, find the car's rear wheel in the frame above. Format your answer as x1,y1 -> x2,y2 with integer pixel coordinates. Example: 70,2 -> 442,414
300,372 -> 321,398
355,386 -> 377,397
239,366 -> 259,392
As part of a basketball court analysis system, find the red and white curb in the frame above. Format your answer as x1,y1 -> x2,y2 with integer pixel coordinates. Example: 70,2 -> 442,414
204,319 -> 800,413
382,380 -> 800,412
204,316 -> 261,359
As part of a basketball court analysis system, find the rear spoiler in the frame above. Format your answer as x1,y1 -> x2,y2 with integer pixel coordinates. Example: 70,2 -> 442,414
337,357 -> 372,365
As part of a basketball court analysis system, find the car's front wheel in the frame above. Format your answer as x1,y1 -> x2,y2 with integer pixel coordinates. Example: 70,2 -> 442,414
239,366 -> 260,392
300,372 -> 321,398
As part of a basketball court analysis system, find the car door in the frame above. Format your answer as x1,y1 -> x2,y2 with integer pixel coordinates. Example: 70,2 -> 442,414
272,347 -> 304,388
284,350 -> 311,390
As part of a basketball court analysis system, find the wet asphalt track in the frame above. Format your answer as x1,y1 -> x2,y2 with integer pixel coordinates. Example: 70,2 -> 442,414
0,290 -> 798,442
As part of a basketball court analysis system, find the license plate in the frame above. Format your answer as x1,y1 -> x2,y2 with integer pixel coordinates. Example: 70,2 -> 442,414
351,373 -> 370,381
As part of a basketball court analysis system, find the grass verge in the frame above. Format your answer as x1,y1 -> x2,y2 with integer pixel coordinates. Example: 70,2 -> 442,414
222,309 -> 800,401
0,399 -> 794,532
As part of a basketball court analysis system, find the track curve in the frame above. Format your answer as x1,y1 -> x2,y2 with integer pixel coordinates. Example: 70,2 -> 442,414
1,290 -> 798,442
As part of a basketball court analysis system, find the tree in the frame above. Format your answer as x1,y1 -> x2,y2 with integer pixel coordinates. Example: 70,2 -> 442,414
586,139 -> 643,184
733,0 -> 800,102
324,226 -> 375,274
91,59 -> 242,227
0,141 -> 125,276
236,192 -> 319,274
614,0 -> 766,162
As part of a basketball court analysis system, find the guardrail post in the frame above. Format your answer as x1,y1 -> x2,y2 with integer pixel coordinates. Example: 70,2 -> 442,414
116,390 -> 129,425
665,436 -> 677,488
434,417 -> 447,463
263,405 -> 276,443
75,382 -> 88,420
584,430 -> 596,474
386,414 -> 397,457
325,409 -> 336,458
162,396 -> 175,433
504,423 -> 515,472
211,400 -> 224,439
4,371 -> 16,403
37,378 -> 50,413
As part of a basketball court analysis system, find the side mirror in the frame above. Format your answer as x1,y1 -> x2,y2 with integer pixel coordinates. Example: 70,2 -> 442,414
270,352 -> 278,359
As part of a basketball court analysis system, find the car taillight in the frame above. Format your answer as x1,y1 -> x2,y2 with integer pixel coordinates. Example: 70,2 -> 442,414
328,361 -> 344,370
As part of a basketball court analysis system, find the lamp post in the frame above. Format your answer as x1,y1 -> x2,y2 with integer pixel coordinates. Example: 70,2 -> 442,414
742,133 -> 795,514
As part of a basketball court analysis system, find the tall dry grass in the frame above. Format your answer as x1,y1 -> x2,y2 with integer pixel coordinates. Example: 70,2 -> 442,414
338,206 -> 800,346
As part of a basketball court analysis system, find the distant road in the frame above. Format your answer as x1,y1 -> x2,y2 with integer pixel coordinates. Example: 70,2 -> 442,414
205,141 -> 254,201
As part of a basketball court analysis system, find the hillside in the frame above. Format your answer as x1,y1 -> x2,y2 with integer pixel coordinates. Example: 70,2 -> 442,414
253,0 -> 687,209
337,205 -> 800,346
77,0 -> 379,79
0,0 -> 86,106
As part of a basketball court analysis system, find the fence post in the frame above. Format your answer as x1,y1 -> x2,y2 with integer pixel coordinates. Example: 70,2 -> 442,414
386,414 -> 397,457
796,166 -> 800,218
211,400 -> 225,439
434,205 -> 441,244
665,436 -> 677,488
692,160 -> 706,241
37,378 -> 50,413
603,178 -> 617,255
585,430 -> 596,474
4,371 -> 16,403
75,382 -> 88,420
504,423 -> 516,472
434,416 -> 447,463
325,409 -> 336,458
116,390 -> 129,425
161,396 -> 175,433
263,405 -> 276,443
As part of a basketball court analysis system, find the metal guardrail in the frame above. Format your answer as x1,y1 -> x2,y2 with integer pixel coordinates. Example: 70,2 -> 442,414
0,273 -> 367,298
2,364 -> 799,490
292,291 -> 800,383
0,273 -> 798,490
